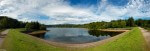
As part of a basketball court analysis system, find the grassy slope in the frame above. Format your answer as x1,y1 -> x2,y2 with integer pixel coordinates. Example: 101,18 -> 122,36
78,27 -> 148,51
0,29 -> 65,51
0,27 -> 148,51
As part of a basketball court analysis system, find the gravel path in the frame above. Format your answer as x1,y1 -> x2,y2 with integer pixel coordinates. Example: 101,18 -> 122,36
139,27 -> 150,49
0,29 -> 9,46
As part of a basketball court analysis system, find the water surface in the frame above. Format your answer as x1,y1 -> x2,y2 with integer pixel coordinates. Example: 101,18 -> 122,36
44,28 -> 122,44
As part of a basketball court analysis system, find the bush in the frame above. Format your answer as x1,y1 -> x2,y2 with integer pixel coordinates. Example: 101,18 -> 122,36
25,22 -> 46,31
40,25 -> 46,30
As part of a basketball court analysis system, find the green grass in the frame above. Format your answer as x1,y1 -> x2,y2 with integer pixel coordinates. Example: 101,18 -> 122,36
78,27 -> 149,51
0,27 -> 149,51
0,29 -> 65,51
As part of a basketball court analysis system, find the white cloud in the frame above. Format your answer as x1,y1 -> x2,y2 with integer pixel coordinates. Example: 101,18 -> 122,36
0,0 -> 150,24
96,0 -> 150,20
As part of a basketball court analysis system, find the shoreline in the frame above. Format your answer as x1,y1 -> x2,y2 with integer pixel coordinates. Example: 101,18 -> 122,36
26,29 -> 129,49
100,29 -> 129,32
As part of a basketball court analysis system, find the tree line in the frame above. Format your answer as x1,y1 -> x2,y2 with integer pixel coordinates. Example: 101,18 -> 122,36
47,17 -> 150,30
47,24 -> 84,28
86,17 -> 150,30
0,16 -> 46,31
2,16 -> 149,30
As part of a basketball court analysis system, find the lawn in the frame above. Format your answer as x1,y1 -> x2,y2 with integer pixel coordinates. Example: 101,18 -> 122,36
0,27 -> 149,51
0,29 -> 65,51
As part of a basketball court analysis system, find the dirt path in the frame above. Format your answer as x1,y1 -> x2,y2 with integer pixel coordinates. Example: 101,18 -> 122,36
139,27 -> 150,49
0,29 -> 9,46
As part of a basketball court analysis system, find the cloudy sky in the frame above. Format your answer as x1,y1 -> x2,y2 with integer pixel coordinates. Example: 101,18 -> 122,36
0,0 -> 150,24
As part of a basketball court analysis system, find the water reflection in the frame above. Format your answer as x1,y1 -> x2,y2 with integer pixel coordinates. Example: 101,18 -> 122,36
44,28 -> 123,44
88,30 -> 122,37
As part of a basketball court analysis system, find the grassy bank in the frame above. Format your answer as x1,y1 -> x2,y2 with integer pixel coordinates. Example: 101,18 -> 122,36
0,29 -> 65,51
78,27 -> 148,51
0,27 -> 149,51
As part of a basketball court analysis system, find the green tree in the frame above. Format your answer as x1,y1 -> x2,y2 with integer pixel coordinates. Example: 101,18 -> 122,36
111,21 -> 119,28
40,25 -> 46,30
0,18 -> 9,29
25,22 -> 34,31
135,19 -> 143,26
88,23 -> 98,30
118,20 -> 126,28
0,16 -> 20,29
25,22 -> 43,31
32,22 -> 40,30
127,17 -> 135,27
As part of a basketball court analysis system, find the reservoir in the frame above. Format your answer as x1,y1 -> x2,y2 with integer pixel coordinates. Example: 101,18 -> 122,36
44,28 -> 122,44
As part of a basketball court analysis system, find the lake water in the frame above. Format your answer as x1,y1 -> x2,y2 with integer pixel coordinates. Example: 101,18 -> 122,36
44,28 -> 122,44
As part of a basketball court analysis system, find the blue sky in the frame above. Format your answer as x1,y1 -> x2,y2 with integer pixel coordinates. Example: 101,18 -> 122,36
67,0 -> 100,6
68,0 -> 129,6
0,0 -> 150,24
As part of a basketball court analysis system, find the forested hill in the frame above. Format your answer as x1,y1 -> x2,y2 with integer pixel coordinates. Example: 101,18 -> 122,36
0,16 -> 46,30
0,16 -> 22,29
